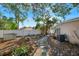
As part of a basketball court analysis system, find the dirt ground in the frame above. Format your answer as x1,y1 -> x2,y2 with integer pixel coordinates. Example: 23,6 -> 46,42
49,37 -> 79,56
0,37 -> 38,56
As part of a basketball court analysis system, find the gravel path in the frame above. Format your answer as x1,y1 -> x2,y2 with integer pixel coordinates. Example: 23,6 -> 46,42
34,35 -> 50,56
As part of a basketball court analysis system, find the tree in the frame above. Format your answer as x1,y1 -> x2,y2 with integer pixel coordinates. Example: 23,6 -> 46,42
72,3 -> 79,7
4,17 -> 17,30
50,3 -> 72,21
31,3 -> 58,35
0,19 -> 5,30
72,3 -> 79,12
1,3 -> 30,29
0,16 -> 17,30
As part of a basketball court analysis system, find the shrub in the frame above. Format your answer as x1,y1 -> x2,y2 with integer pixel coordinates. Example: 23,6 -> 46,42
12,45 -> 30,56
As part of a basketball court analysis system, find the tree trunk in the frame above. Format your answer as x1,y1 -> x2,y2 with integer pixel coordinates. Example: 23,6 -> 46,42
45,25 -> 48,35
15,13 -> 19,29
42,21 -> 45,35
17,20 -> 19,29
16,18 -> 19,29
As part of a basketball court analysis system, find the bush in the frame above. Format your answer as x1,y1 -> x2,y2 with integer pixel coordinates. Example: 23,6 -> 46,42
12,45 -> 30,56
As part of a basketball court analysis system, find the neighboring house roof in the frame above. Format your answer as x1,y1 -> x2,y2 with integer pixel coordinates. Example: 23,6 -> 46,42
61,17 -> 79,24
52,17 -> 79,29
19,27 -> 41,34
20,27 -> 33,30
57,17 -> 79,26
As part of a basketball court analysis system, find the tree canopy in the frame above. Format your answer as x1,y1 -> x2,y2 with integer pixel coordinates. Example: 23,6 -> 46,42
0,3 -> 79,31
0,3 -> 30,29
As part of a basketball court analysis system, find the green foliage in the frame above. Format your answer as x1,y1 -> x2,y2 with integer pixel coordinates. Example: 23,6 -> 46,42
4,22 -> 17,30
12,45 -> 30,56
0,4 -> 29,29
0,16 -> 17,30
31,4 -> 60,34
0,3 -> 77,30
0,19 -> 5,29
51,3 -> 72,20
71,3 -> 79,12
34,16 -> 58,35
72,3 -> 79,7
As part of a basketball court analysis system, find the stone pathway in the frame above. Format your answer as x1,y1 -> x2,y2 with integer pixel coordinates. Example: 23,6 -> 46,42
34,35 -> 50,56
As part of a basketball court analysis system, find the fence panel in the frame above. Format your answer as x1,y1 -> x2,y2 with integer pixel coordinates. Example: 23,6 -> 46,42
0,30 -> 41,38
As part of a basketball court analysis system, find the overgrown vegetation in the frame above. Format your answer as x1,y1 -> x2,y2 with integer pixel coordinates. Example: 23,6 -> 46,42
12,45 -> 31,56
0,17 -> 17,30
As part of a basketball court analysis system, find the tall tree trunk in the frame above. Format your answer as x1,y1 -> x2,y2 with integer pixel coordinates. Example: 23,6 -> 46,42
16,17 -> 19,29
17,20 -> 19,29
15,13 -> 19,30
43,23 -> 45,35
45,24 -> 47,35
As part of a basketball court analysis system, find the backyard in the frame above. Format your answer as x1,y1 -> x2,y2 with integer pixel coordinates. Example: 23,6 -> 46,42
0,3 -> 79,56
0,34 -> 79,56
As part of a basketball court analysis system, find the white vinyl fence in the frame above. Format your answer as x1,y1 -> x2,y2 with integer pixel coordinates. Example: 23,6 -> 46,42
0,30 -> 41,38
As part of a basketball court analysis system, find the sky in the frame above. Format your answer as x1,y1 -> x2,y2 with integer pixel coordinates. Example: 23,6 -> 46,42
65,8 -> 79,20
19,10 -> 37,28
0,4 -> 79,28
